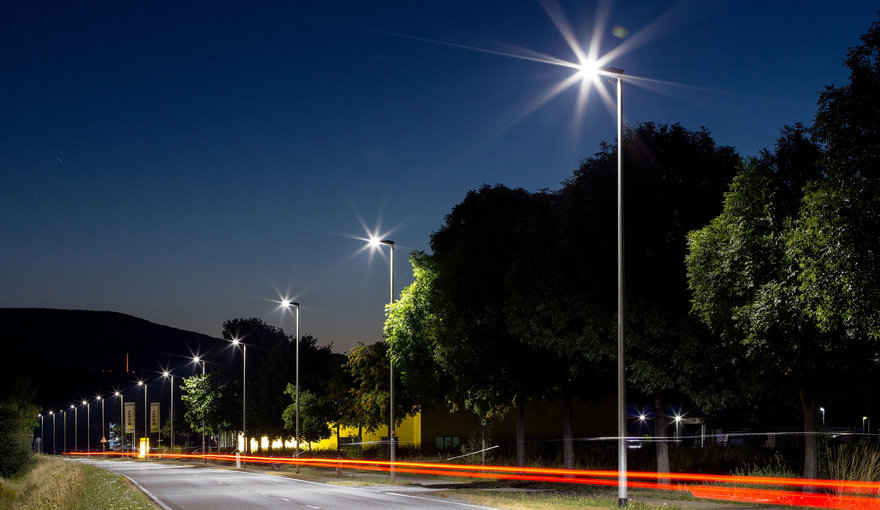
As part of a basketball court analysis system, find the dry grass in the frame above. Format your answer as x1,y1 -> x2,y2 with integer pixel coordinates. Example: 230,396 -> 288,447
0,456 -> 156,510
822,443 -> 880,490
436,489 -> 683,510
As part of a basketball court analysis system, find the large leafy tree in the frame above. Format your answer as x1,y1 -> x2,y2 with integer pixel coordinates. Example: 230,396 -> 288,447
428,184 -> 558,467
282,384 -> 332,446
526,122 -> 741,472
345,341 -> 417,438
686,127 -> 851,479
793,15 -> 880,340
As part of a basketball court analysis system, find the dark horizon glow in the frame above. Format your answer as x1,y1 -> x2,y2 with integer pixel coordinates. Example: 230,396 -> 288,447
1,1 -> 877,353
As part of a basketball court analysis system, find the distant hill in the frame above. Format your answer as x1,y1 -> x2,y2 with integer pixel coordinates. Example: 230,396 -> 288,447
0,308 -> 221,407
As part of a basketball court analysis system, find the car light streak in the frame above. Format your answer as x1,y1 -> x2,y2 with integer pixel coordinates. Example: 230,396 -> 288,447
65,451 -> 880,508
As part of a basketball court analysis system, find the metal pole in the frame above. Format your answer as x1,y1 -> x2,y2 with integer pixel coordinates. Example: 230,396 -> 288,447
295,303 -> 300,473
387,240 -> 395,482
242,347 -> 245,454
52,412 -> 55,454
615,73 -> 627,507
40,414 -> 43,454
101,397 -> 105,452
144,385 -> 148,452
201,362 -> 206,461
171,376 -> 174,455
87,401 -> 91,452
74,407 -> 78,451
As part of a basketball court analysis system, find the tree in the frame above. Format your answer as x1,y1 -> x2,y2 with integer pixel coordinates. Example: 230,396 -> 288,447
345,341 -> 417,437
518,122 -> 741,472
0,378 -> 38,477
686,127 -> 852,480
180,373 -> 228,436
793,15 -> 880,340
428,184 -> 558,467
282,384 -> 332,446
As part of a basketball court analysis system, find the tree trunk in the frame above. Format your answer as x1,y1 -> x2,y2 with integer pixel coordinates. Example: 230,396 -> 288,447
336,423 -> 341,455
562,393 -> 574,469
515,401 -> 526,468
654,393 -> 670,483
481,424 -> 486,466
801,390 -> 818,486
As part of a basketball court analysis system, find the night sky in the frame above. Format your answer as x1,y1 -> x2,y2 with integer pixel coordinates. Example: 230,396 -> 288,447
2,1 -> 876,353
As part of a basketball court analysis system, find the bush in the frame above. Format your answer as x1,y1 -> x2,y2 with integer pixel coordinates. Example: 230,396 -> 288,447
821,442 -> 880,487
0,379 -> 39,478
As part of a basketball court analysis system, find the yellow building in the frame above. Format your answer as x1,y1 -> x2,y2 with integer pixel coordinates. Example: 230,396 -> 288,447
241,413 -> 422,453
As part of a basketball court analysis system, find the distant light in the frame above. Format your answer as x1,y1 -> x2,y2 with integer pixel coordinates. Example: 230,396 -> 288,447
70,404 -> 75,409
49,411 -> 54,415
114,392 -> 120,397
368,236 -> 381,248
192,356 -> 201,364
281,299 -> 291,309
638,414 -> 647,421
162,370 -> 170,378
232,338 -> 240,346
137,381 -> 144,386
96,396 -> 101,400
82,400 -> 87,405
674,415 -> 682,423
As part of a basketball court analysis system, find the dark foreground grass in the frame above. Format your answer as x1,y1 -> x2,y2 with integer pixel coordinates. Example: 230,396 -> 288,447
0,455 -> 156,510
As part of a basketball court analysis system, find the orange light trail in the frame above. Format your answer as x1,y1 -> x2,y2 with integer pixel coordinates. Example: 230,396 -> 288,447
64,451 -> 880,509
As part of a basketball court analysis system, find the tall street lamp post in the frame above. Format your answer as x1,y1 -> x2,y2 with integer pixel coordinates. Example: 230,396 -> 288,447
38,413 -> 43,454
369,237 -> 396,481
98,396 -> 105,452
193,357 -> 206,460
72,404 -> 78,451
163,371 -> 175,455
231,339 -> 246,454
83,399 -> 90,452
115,392 -> 123,454
50,411 -> 55,455
137,381 -> 147,452
281,301 -> 301,472
62,410 -> 67,453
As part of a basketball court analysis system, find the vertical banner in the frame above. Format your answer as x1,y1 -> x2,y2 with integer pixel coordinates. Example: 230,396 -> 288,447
150,402 -> 160,433
124,402 -> 135,434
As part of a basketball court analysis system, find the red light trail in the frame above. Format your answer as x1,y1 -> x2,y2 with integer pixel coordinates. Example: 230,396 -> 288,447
65,451 -> 880,509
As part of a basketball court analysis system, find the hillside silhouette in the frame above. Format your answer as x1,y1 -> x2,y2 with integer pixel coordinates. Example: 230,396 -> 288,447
0,308 -> 221,407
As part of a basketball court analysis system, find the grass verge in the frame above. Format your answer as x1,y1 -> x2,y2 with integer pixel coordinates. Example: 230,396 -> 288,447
435,488 -> 684,510
0,455 -> 157,510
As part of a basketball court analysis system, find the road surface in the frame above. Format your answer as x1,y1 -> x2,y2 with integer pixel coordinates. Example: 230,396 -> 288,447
77,459 -> 498,510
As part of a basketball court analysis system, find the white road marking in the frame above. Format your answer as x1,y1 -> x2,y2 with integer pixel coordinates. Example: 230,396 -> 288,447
384,492 -> 498,509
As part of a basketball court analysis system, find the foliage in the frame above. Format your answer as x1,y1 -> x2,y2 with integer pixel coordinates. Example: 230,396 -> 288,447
345,341 -> 416,432
793,15 -> 880,340
821,443 -> 880,485
180,373 -> 228,435
282,384 -> 332,445
0,378 -> 38,478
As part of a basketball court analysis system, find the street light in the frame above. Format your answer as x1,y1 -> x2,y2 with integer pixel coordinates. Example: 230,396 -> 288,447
38,413 -> 43,454
98,395 -> 105,452
62,410 -> 67,453
83,399 -> 90,452
229,338 -> 248,455
162,371 -> 174,455
137,381 -> 147,452
192,356 -> 206,460
50,411 -> 55,455
368,237 -> 396,481
280,300 -> 301,472
72,404 -> 78,452
115,391 -> 124,454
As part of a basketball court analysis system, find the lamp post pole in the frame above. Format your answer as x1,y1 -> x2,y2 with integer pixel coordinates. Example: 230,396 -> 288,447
370,238 -> 396,481
39,414 -> 43,454
193,358 -> 206,460
73,405 -> 78,452
162,372 -> 175,455
294,302 -> 300,473
50,411 -> 55,455
608,66 -> 627,508
99,396 -> 105,452
63,410 -> 67,453
115,392 -> 123,454
84,400 -> 90,452
231,339 -> 246,454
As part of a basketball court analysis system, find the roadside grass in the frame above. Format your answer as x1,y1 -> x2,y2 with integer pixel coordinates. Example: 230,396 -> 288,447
0,455 -> 156,510
436,488 -> 684,510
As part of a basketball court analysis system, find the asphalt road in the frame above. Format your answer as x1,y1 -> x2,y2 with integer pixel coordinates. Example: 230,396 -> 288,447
77,459 -> 499,510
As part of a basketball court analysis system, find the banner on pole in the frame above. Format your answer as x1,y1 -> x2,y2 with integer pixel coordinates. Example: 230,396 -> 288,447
150,402 -> 160,433
124,402 -> 135,434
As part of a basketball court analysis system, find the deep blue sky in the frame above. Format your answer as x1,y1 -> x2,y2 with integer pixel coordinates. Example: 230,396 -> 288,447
2,1 -> 876,353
